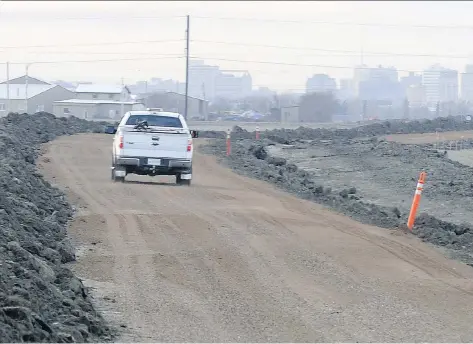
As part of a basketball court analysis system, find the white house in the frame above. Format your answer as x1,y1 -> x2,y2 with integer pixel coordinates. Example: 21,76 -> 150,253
53,99 -> 145,120
0,76 -> 74,115
53,83 -> 143,120
75,84 -> 131,102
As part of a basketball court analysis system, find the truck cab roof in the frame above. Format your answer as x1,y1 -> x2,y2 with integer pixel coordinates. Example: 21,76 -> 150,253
126,110 -> 181,118
118,110 -> 189,130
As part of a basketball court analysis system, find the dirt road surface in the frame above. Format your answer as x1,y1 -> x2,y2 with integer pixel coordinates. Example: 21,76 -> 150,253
39,134 -> 473,342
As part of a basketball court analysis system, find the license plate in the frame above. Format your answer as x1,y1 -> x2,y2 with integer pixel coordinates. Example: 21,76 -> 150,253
148,158 -> 161,166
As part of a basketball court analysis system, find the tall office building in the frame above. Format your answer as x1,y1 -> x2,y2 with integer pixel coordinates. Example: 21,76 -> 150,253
188,60 -> 220,100
461,64 -> 473,102
305,74 -> 337,93
358,65 -> 403,106
188,60 -> 252,101
215,71 -> 252,99
422,64 -> 458,106
353,64 -> 370,96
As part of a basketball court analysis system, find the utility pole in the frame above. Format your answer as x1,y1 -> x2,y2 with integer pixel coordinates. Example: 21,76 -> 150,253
184,14 -> 190,120
25,64 -> 29,114
202,82 -> 207,120
6,62 -> 10,114
120,77 -> 125,118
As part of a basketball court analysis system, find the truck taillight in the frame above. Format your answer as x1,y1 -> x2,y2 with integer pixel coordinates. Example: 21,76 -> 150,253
187,139 -> 192,152
119,135 -> 124,149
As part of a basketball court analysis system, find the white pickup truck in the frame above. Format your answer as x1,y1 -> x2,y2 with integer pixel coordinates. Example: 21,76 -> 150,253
110,110 -> 197,185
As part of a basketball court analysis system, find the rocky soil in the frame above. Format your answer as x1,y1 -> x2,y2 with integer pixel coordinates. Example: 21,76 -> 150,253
200,117 -> 473,266
0,112 -> 112,342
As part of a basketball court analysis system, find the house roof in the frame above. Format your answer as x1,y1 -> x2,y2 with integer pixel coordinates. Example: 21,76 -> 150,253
0,75 -> 51,85
0,84 -> 57,99
75,84 -> 130,94
53,99 -> 141,105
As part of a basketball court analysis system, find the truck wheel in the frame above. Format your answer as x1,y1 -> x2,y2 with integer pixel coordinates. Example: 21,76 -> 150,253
112,165 -> 126,183
176,174 -> 191,186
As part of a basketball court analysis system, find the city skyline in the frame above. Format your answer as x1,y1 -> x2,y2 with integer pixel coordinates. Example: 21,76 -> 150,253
3,1 -> 473,90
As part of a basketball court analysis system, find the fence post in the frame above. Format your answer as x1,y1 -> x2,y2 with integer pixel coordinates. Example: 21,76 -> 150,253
407,171 -> 426,230
226,129 -> 231,156
255,126 -> 260,140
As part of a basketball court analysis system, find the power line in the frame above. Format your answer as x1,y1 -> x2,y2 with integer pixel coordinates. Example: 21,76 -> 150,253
4,38 -> 470,60
192,15 -> 473,31
5,55 -> 184,65
2,15 -> 186,21
0,39 -> 185,50
190,55 -> 427,73
0,49 -> 380,60
192,39 -> 473,59
1,51 -> 187,57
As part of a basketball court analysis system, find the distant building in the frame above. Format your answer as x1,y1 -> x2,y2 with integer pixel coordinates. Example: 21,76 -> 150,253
422,64 -> 458,106
461,64 -> 473,102
306,74 -> 336,93
129,78 -> 184,95
52,99 -> 145,120
0,75 -> 74,115
188,60 -> 220,100
280,105 -> 299,123
337,78 -> 356,100
406,85 -> 425,107
368,65 -> 398,82
141,91 -> 209,120
353,64 -> 371,96
355,65 -> 403,106
75,84 -> 131,102
188,60 -> 253,101
401,72 -> 422,89
354,65 -> 399,98
216,71 -> 252,100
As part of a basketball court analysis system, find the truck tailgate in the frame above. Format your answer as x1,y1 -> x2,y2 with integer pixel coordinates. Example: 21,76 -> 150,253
122,130 -> 189,159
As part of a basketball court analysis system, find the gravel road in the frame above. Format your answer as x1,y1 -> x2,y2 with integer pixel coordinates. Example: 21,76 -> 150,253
39,134 -> 473,342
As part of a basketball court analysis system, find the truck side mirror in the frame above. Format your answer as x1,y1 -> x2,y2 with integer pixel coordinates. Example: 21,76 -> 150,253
190,130 -> 199,138
105,125 -> 117,134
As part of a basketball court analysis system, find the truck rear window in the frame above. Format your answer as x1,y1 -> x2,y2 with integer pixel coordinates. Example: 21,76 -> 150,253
125,115 -> 183,128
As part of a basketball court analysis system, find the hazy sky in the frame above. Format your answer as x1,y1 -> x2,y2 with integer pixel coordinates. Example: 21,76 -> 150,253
2,1 -> 473,91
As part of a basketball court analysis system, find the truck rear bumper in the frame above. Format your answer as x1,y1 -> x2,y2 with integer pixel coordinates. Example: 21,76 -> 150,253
115,156 -> 192,176
116,156 -> 192,168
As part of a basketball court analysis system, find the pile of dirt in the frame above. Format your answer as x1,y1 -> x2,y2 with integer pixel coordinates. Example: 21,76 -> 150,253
202,139 -> 402,228
201,137 -> 473,265
0,113 -> 112,342
198,116 -> 473,142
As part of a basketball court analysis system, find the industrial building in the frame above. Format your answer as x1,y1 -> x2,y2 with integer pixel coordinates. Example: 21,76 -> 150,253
0,76 -> 74,115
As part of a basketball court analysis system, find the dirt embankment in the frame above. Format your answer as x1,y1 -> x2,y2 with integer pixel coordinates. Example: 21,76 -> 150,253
0,113 -> 112,342
200,119 -> 473,266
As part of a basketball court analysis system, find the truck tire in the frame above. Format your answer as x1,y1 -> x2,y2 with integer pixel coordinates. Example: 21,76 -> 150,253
112,165 -> 126,183
176,174 -> 191,186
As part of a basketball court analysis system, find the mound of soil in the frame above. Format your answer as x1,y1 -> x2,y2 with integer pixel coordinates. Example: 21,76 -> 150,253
0,113 -> 112,342
201,132 -> 473,266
